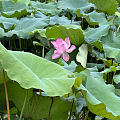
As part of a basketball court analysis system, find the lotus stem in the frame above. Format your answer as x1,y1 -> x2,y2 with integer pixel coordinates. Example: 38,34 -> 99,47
49,97 -> 54,120
68,99 -> 74,120
20,91 -> 27,120
2,68 -> 10,120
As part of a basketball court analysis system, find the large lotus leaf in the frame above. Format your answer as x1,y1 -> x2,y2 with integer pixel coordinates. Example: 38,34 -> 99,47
12,17 -> 49,38
76,9 -> 109,27
0,81 -> 32,113
49,16 -> 71,26
84,25 -> 110,43
0,17 -> 18,34
46,25 -> 84,46
0,43 -> 75,96
0,67 -> 10,85
50,15 -> 80,27
0,81 -> 76,120
85,11 -> 108,26
1,0 -> 32,19
88,0 -> 118,15
1,9 -> 32,19
1,0 -> 27,12
30,1 -> 60,15
58,0 -> 94,11
0,15 -> 49,38
1,0 -> 54,19
101,31 -> 120,62
80,70 -> 120,120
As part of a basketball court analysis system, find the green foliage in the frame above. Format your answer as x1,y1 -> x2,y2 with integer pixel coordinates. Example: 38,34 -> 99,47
102,31 -> 120,62
0,43 -> 75,96
0,81 -> 76,120
30,1 -> 59,15
1,0 -> 120,119
58,0 -> 94,11
84,25 -> 110,43
80,69 -> 120,120
89,0 -> 118,15
85,11 -> 108,26
46,25 -> 84,46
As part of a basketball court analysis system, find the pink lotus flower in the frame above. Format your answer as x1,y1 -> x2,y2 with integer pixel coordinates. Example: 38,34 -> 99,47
51,37 -> 76,62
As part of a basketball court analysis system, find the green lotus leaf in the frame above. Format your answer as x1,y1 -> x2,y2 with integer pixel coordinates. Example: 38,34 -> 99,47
46,25 -> 84,46
80,69 -> 120,120
0,81 -> 76,120
88,0 -> 118,15
0,15 -> 49,38
1,9 -> 32,19
84,25 -> 110,43
1,0 -> 27,12
49,16 -> 71,26
1,0 -> 31,19
0,43 -> 75,96
101,31 -> 120,62
58,0 -> 94,11
30,1 -> 60,15
85,11 -> 108,26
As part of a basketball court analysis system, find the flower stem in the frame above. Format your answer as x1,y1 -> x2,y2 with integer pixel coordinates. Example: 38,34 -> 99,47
68,99 -> 74,120
2,68 -> 10,120
49,97 -> 54,120
20,91 -> 27,120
